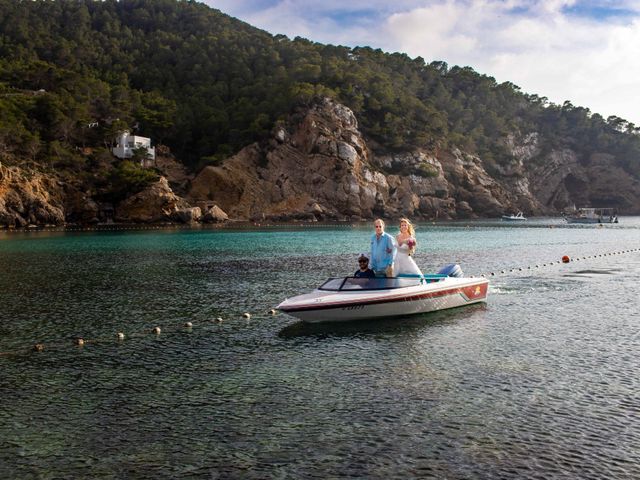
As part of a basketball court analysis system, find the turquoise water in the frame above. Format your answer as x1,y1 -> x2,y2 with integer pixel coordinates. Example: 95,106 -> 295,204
1,219 -> 640,478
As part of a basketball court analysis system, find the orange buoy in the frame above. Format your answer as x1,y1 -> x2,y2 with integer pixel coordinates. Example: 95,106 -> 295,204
562,255 -> 570,263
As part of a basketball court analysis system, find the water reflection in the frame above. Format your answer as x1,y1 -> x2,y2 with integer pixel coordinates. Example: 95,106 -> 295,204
570,269 -> 620,275
2,225 -> 640,479
278,304 -> 487,339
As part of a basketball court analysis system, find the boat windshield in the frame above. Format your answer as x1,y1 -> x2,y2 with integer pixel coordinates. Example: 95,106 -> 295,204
319,276 -> 427,291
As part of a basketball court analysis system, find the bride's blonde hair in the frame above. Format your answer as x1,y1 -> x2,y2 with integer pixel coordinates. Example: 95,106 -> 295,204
399,218 -> 415,237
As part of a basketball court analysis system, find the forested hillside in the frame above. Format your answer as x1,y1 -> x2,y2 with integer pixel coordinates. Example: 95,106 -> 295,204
0,0 -> 639,220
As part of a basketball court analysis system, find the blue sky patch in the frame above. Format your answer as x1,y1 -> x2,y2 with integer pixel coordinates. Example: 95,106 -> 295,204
564,3 -> 637,21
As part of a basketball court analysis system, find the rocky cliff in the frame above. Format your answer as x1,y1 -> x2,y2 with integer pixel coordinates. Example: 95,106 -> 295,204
0,164 -> 66,227
189,97 -> 640,221
188,98 -> 497,221
515,137 -> 640,212
2,98 -> 639,227
0,156 -> 195,227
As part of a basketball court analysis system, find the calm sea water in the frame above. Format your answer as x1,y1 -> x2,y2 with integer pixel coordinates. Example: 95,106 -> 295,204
1,219 -> 640,479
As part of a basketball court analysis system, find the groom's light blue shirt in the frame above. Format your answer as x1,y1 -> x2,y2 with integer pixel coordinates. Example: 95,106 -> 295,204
370,232 -> 396,272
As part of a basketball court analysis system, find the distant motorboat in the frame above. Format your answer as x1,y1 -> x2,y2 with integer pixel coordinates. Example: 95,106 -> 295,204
277,264 -> 488,323
501,212 -> 526,221
565,208 -> 618,224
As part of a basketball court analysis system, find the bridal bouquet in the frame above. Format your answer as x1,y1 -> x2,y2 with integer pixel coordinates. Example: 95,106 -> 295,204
407,238 -> 416,256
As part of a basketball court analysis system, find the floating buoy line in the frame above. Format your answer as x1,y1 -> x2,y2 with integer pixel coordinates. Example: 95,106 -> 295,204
1,219 -> 632,234
477,248 -> 640,278
1,248 -> 638,358
1,222 -> 359,234
0,310 -> 279,358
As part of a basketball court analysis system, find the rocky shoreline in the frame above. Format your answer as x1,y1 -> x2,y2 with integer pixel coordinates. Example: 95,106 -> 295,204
2,97 -> 638,228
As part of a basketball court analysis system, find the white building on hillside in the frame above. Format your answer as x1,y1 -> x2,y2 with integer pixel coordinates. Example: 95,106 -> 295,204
112,131 -> 156,167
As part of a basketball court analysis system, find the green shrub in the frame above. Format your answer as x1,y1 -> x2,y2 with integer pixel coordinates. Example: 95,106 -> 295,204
415,162 -> 438,177
108,160 -> 159,201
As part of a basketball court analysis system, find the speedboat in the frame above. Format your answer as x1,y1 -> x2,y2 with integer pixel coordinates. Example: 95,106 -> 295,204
277,264 -> 489,323
501,212 -> 526,221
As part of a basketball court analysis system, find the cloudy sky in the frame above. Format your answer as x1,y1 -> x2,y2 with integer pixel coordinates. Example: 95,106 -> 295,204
203,0 -> 640,126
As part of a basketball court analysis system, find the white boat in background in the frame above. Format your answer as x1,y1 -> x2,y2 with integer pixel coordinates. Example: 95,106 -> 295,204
565,208 -> 618,224
501,212 -> 526,221
277,264 -> 489,323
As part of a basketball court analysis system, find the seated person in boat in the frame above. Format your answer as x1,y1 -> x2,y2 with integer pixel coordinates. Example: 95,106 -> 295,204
354,253 -> 375,278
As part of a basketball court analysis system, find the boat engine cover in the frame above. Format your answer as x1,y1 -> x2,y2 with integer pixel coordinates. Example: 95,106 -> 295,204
437,263 -> 464,277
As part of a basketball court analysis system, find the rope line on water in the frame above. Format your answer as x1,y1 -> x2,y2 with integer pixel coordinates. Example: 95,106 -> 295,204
477,247 -> 640,278
1,223 -> 358,234
2,249 -> 638,358
0,310 -> 279,358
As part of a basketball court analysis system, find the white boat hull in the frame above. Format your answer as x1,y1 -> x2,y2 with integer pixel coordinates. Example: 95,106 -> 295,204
501,212 -> 526,221
278,277 -> 489,323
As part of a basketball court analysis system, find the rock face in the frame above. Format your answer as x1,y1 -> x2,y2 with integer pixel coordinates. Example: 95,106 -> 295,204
3,98 -> 640,227
115,177 -> 191,223
189,97 -> 384,221
188,98 -> 533,220
173,207 -> 202,223
519,136 -> 640,213
155,148 -> 192,195
0,164 -> 65,227
64,188 -> 100,224
188,98 -> 640,220
202,205 -> 229,223
0,160 -> 197,227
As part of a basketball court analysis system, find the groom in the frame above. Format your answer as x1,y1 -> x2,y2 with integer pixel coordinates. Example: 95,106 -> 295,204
369,219 -> 396,277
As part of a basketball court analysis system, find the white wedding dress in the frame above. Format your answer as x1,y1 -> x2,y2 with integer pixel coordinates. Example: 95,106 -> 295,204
394,239 -> 423,276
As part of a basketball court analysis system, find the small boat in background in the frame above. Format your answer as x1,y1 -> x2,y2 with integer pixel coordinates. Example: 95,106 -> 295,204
501,212 -> 526,221
277,264 -> 489,323
565,208 -> 618,224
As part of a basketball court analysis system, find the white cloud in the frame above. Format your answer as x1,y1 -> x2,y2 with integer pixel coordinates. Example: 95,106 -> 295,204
382,1 -> 640,124
203,0 -> 640,124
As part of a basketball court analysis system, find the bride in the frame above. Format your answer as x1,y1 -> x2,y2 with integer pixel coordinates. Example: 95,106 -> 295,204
395,218 -> 423,276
